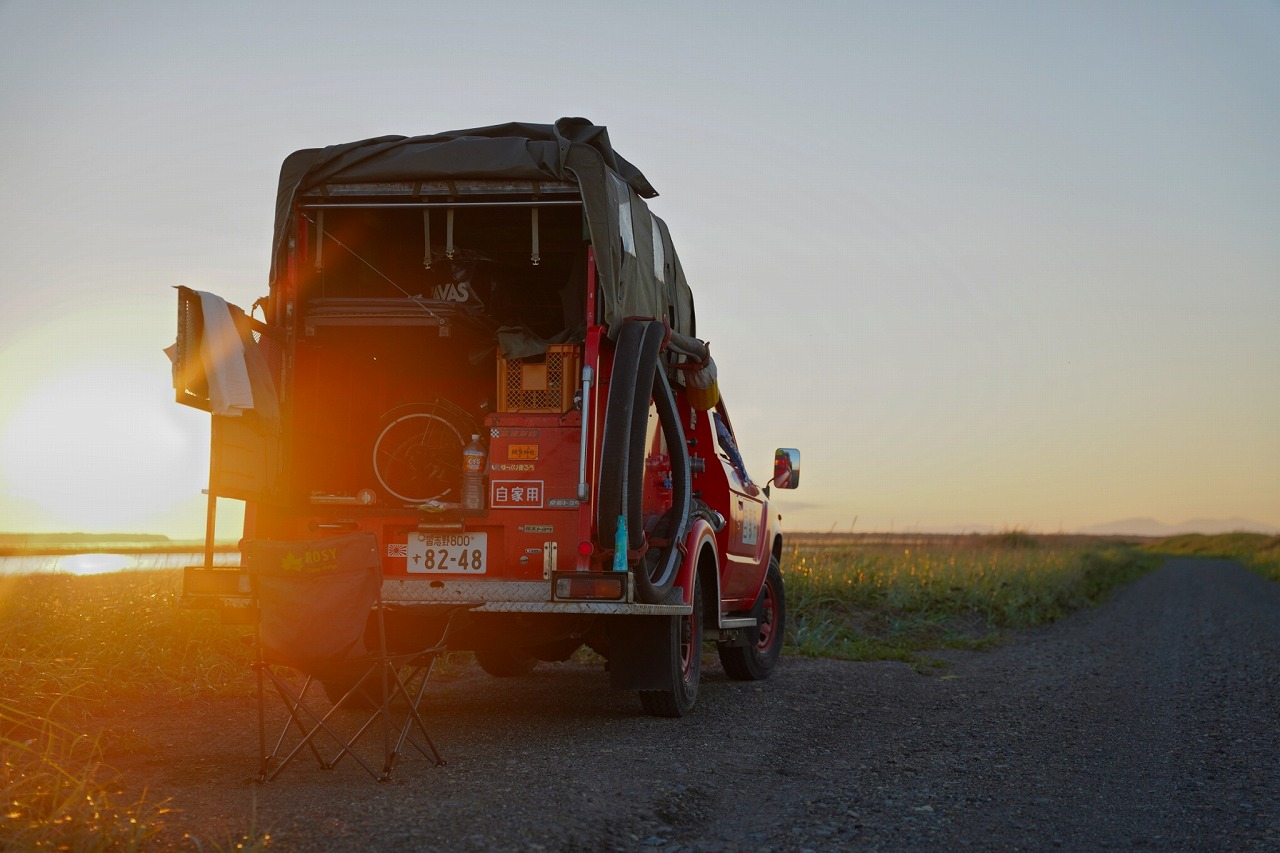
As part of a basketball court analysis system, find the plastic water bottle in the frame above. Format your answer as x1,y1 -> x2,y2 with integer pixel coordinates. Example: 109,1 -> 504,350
462,434 -> 486,510
613,514 -> 629,572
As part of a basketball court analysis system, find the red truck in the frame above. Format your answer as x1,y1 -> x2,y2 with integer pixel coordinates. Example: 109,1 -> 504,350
173,118 -> 800,716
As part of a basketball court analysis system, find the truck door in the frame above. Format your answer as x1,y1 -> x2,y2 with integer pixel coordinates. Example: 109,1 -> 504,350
713,409 -> 768,604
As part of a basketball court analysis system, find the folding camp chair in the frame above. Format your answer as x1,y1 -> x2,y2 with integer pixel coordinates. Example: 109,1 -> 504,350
246,532 -> 470,782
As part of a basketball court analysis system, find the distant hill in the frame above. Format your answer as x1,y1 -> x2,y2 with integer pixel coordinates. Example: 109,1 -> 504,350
1077,518 -> 1280,537
0,532 -> 173,547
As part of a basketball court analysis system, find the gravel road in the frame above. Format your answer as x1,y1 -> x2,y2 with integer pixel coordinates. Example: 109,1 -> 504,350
115,556 -> 1280,850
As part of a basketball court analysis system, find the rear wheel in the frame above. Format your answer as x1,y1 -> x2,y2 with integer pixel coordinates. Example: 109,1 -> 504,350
718,556 -> 786,681
638,570 -> 702,717
475,647 -> 537,677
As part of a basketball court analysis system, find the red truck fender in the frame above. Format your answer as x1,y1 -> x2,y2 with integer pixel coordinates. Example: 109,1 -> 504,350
673,516 -> 720,608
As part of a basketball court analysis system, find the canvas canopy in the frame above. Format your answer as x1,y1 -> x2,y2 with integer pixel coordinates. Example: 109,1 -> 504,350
271,117 -> 695,337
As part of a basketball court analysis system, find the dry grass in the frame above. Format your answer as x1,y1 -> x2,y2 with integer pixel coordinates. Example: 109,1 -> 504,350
0,571 -> 251,850
783,531 -> 1157,664
1147,532 -> 1280,581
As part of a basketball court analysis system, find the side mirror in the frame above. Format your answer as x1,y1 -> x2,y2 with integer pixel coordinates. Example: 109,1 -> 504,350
772,448 -> 800,489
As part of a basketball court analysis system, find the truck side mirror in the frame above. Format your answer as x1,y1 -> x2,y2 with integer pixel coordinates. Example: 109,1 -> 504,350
772,448 -> 800,489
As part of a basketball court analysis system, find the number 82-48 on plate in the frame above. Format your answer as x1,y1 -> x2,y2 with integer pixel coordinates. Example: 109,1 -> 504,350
407,533 -> 487,573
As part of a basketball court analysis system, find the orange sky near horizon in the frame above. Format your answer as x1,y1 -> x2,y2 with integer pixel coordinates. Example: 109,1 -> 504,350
0,3 -> 1277,540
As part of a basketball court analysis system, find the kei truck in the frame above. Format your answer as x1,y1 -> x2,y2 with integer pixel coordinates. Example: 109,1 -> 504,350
171,118 -> 801,716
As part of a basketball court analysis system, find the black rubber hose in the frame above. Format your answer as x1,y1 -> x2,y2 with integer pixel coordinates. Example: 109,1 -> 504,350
595,320 -> 646,549
626,322 -> 667,550
633,364 -> 691,604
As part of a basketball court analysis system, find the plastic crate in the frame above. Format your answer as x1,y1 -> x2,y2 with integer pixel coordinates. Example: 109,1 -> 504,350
497,344 -> 581,413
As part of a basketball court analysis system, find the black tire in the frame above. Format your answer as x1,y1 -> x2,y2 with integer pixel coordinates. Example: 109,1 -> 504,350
718,556 -> 786,681
638,569 -> 702,717
475,647 -> 538,677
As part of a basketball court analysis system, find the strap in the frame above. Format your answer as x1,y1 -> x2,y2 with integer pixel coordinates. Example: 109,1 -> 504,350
672,341 -> 711,371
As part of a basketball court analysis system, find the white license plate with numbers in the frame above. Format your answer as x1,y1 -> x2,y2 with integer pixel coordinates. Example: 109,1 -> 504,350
406,532 -> 487,574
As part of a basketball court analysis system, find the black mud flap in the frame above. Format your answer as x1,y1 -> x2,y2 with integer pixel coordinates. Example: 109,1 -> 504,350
605,615 -> 672,690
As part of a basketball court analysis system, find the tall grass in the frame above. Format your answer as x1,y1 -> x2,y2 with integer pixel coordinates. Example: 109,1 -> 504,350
0,570 -> 250,849
1147,532 -> 1280,581
1,704 -> 169,851
784,533 -> 1157,662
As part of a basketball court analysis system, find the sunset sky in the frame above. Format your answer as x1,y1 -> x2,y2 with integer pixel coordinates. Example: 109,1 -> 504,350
0,1 -> 1276,539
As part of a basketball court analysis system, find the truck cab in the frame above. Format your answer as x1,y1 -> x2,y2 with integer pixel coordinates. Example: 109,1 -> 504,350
174,118 -> 800,716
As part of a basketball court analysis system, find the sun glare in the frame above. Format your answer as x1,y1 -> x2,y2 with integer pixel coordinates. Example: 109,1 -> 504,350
59,553 -> 134,576
0,363 -> 207,533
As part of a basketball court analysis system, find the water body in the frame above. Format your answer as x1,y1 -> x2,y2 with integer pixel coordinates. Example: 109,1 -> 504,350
0,551 -> 240,576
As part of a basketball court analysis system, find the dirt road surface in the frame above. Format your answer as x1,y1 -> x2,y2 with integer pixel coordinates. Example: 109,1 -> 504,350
112,557 -> 1280,850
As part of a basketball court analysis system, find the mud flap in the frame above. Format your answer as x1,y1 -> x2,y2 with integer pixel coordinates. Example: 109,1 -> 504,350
605,615 -> 672,690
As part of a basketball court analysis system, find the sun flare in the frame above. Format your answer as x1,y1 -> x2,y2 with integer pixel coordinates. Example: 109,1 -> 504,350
0,363 -> 208,532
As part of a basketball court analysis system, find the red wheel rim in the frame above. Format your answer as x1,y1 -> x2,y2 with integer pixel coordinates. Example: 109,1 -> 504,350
755,581 -> 776,652
679,604 -> 699,679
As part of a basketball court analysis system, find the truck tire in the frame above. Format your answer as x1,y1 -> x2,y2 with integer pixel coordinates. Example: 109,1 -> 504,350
718,556 -> 786,681
638,568 -> 702,718
475,647 -> 538,677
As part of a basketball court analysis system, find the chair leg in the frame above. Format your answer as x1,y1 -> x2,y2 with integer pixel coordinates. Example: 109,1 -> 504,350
389,656 -> 445,769
255,660 -> 269,780
257,666 -> 327,779
254,605 -> 469,782
323,674 -> 393,779
262,669 -> 384,781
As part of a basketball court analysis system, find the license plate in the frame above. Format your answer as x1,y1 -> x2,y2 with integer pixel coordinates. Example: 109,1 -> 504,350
406,532 -> 487,574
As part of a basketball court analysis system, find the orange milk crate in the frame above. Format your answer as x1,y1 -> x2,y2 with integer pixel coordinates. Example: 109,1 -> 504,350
496,344 -> 581,413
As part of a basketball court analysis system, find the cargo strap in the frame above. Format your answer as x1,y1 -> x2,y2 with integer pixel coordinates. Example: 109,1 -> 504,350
672,341 -> 710,371
599,534 -> 664,566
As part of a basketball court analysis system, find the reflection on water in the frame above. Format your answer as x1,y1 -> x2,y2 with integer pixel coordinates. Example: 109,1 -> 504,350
61,553 -> 133,575
0,552 -> 241,576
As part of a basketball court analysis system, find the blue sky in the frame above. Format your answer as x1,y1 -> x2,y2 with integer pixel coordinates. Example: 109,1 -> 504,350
0,1 -> 1276,537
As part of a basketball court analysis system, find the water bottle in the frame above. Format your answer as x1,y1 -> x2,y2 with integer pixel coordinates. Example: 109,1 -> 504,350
462,434 -> 486,510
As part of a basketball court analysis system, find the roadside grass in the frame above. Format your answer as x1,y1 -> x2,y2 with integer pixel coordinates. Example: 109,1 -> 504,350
1146,532 -> 1280,582
783,533 -> 1158,666
0,570 -> 252,850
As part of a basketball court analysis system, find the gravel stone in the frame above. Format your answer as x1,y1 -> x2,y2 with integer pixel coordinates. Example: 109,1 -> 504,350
106,557 -> 1280,850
